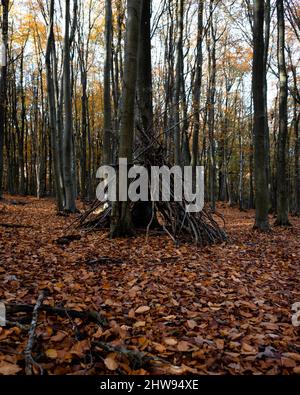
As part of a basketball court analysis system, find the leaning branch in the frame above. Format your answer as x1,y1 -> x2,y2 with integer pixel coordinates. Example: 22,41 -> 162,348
24,292 -> 45,375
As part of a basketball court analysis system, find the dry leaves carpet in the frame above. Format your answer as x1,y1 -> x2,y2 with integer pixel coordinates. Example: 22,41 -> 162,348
0,195 -> 299,375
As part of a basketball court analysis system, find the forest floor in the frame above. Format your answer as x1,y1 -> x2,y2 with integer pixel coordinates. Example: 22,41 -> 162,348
0,195 -> 300,375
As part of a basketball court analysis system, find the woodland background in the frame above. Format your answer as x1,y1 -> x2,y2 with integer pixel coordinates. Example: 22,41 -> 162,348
0,0 -> 300,376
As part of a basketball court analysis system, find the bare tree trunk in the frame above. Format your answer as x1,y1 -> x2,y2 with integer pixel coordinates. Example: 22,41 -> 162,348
264,0 -> 271,200
103,0 -> 113,166
253,0 -> 270,231
110,0 -> 142,238
294,109 -> 300,215
191,0 -> 204,172
19,50 -> 26,195
174,0 -> 184,166
207,0 -> 217,212
138,0 -> 153,145
63,0 -> 76,212
238,119 -> 244,211
275,0 -> 290,226
0,0 -> 9,199
45,0 -> 65,211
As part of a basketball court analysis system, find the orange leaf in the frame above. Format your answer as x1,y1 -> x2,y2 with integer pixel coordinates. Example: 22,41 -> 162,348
45,349 -> 58,359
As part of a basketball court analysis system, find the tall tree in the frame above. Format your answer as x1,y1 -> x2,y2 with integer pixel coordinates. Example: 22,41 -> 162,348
63,0 -> 77,212
174,0 -> 184,166
138,0 -> 153,144
45,0 -> 65,210
110,0 -> 142,237
252,0 -> 270,231
102,0 -> 113,166
191,0 -> 204,171
207,0 -> 217,212
0,0 -> 9,199
275,0 -> 290,226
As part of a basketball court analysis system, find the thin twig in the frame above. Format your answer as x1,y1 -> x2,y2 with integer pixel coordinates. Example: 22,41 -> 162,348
24,292 -> 45,376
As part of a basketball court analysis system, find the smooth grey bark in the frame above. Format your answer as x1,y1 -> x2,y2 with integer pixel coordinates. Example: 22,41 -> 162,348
263,0 -> 271,198
174,0 -> 184,166
163,2 -> 175,156
19,50 -> 26,195
103,0 -> 113,166
294,108 -> 300,216
207,0 -> 217,212
110,0 -> 142,238
191,0 -> 204,171
252,0 -> 270,231
45,0 -> 65,211
275,0 -> 290,226
63,0 -> 76,212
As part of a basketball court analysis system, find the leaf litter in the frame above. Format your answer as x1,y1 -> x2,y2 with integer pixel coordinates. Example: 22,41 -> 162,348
0,196 -> 300,375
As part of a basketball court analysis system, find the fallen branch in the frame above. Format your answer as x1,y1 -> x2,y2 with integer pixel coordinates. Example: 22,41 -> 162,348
6,303 -> 107,327
5,320 -> 29,330
24,292 -> 45,375
92,341 -> 169,370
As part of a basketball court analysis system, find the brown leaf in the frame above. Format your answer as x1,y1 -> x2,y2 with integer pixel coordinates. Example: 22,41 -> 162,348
70,340 -> 90,358
104,353 -> 119,371
281,357 -> 296,368
133,321 -> 146,328
215,339 -> 225,350
51,331 -> 67,343
135,306 -> 150,314
187,320 -> 197,329
0,361 -> 22,375
164,338 -> 177,346
241,343 -> 256,355
177,341 -> 190,352
293,366 -> 300,374
153,343 -> 166,353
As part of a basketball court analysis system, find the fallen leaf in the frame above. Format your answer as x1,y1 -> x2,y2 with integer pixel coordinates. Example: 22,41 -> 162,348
187,320 -> 197,329
51,331 -> 67,343
177,341 -> 190,352
104,353 -> 119,371
0,361 -> 22,375
215,339 -> 225,350
133,321 -> 146,328
164,338 -> 178,346
45,349 -> 58,359
241,343 -> 256,355
293,366 -> 300,374
153,343 -> 166,353
135,306 -> 150,314
281,357 -> 296,368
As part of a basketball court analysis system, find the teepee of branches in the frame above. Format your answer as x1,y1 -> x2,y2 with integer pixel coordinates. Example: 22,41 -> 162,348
73,144 -> 227,247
